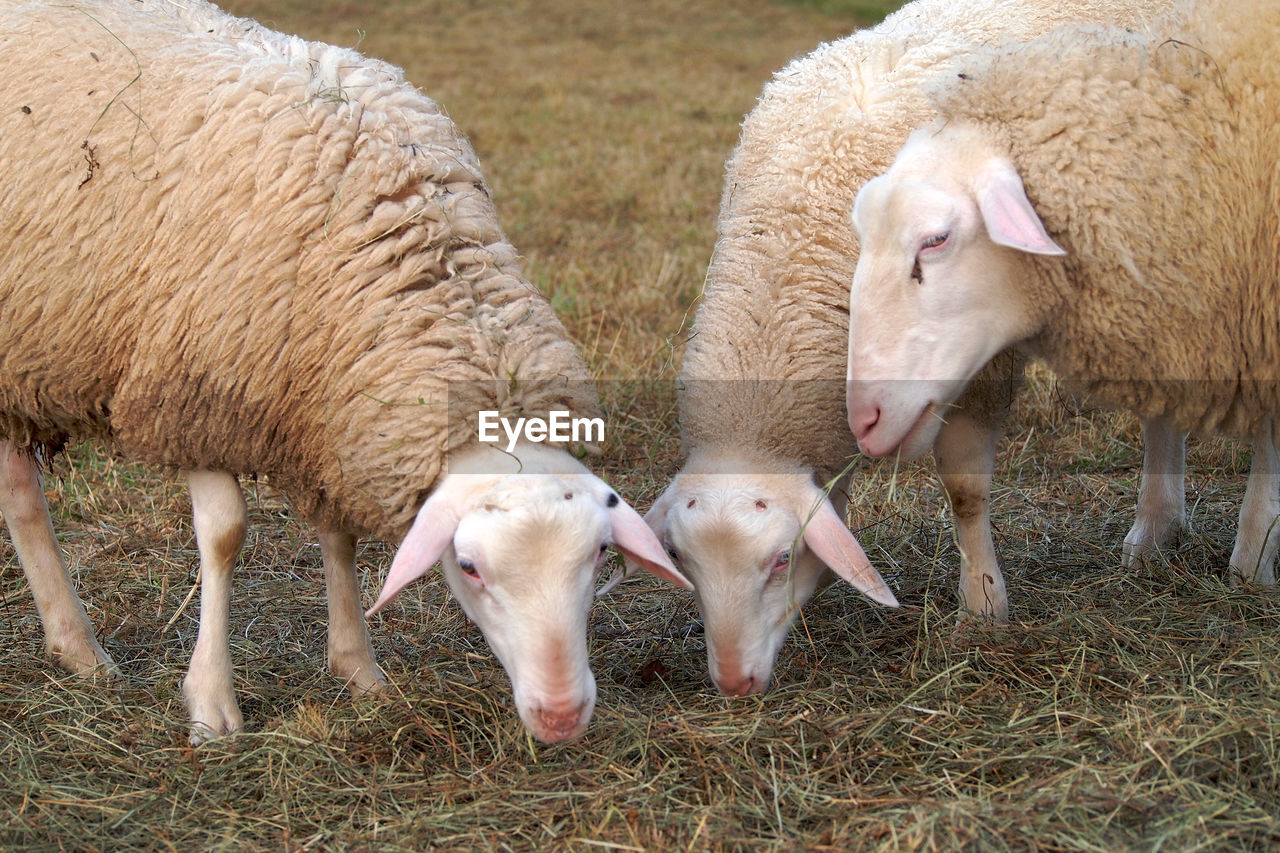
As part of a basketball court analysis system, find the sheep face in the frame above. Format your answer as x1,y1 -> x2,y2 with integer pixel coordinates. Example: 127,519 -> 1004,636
644,463 -> 896,696
845,124 -> 1064,459
366,442 -> 687,743
444,481 -> 608,743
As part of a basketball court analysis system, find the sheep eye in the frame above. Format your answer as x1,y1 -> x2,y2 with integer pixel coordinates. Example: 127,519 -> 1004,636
458,558 -> 479,577
772,551 -> 791,573
921,231 -> 949,250
913,232 -> 949,284
666,545 -> 680,564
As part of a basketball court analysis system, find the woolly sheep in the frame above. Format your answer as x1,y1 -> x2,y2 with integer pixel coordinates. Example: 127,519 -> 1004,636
647,0 -> 1182,696
846,0 -> 1280,584
0,0 -> 688,745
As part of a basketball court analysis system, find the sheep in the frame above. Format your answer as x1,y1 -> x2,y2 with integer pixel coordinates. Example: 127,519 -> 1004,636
646,0 -> 1184,697
846,0 -> 1280,586
0,0 -> 688,745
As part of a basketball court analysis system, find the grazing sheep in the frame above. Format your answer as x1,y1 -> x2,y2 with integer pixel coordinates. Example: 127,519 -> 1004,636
0,0 -> 687,744
846,0 -> 1280,584
649,0 -> 1181,696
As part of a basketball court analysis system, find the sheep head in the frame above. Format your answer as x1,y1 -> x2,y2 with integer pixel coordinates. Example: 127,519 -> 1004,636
366,442 -> 688,743
846,122 -> 1064,459
639,454 -> 897,696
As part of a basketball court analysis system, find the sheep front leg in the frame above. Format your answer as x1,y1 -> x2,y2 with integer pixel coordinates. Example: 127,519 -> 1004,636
1121,417 -> 1187,567
0,440 -> 116,677
934,409 -> 1008,624
182,469 -> 247,745
317,525 -> 384,694
1230,425 -> 1280,587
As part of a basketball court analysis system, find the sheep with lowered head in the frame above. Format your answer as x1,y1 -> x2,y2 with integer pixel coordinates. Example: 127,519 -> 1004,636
0,0 -> 687,744
646,0 -> 1183,697
847,0 -> 1280,585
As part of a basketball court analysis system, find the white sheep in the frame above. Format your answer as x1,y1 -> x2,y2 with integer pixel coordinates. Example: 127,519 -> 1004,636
0,0 -> 687,745
846,0 -> 1280,585
649,0 -> 1183,696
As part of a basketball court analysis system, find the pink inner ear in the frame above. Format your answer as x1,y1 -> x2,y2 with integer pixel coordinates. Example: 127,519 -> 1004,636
801,493 -> 898,608
365,494 -> 461,616
611,496 -> 694,590
976,162 -> 1067,257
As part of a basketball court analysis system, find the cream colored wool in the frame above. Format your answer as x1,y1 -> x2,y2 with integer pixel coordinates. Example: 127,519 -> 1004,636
0,0 -> 597,540
916,0 -> 1280,441
679,0 -> 1178,481
654,0 -> 1186,695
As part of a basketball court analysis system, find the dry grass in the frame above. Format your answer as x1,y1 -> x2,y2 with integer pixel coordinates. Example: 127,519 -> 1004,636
2,1 -> 1279,851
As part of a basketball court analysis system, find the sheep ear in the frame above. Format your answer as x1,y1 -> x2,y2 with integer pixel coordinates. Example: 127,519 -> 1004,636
365,487 -> 463,616
850,172 -> 887,239
609,491 -> 693,590
974,160 -> 1066,256
641,480 -> 677,537
801,489 -> 899,608
606,481 -> 684,597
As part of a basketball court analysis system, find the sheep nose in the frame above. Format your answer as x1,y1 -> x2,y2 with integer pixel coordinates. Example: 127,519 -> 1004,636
535,700 -> 590,742
848,399 -> 881,446
846,379 -> 881,440
717,673 -> 764,697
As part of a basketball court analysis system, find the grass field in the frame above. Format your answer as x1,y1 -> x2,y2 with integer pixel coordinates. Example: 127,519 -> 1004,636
3,1 -> 1279,850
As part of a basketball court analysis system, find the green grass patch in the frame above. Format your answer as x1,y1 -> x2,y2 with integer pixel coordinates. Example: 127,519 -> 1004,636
779,0 -> 908,23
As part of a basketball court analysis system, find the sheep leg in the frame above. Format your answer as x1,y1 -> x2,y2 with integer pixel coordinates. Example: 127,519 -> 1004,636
1121,417 -> 1187,567
1229,425 -> 1280,586
317,524 -> 384,694
934,408 -> 1008,624
1,440 -> 117,676
182,469 -> 247,745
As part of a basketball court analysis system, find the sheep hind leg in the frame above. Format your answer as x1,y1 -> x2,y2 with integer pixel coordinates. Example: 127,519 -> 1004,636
317,525 -> 384,695
1121,417 -> 1187,567
934,409 -> 1008,624
1229,425 -> 1280,587
0,440 -> 116,677
182,469 -> 247,745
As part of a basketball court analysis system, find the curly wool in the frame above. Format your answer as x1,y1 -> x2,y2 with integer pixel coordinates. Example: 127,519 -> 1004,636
679,0 -> 1178,481
0,0 -> 597,540
929,0 -> 1280,440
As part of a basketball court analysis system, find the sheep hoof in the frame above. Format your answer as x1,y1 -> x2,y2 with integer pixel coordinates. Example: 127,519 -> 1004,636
957,570 -> 1009,626
1229,565 -> 1277,589
183,674 -> 244,746
186,707 -> 245,747
49,635 -> 118,682
1121,517 -> 1185,568
330,647 -> 386,696
338,664 -> 387,697
955,602 -> 1008,629
188,719 -> 242,747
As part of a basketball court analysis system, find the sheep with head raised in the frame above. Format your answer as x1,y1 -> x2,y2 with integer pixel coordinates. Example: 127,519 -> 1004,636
0,0 -> 687,745
847,0 -> 1280,585
647,0 -> 1185,696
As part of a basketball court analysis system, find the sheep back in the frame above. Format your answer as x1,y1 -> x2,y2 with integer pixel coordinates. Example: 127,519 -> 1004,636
928,0 -> 1280,440
0,0 -> 597,540
680,0 -> 1178,481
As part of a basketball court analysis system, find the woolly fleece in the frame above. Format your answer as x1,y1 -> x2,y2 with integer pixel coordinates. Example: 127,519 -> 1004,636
0,0 -> 597,540
926,0 -> 1280,440
678,0 -> 1179,482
